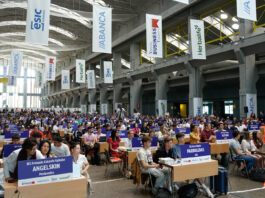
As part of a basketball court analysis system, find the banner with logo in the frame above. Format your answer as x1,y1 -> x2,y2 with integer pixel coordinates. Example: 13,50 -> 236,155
25,0 -> 51,45
18,156 -> 73,186
193,97 -> 203,117
246,93 -> 257,117
237,0 -> 257,21
45,56 -> 56,81
180,143 -> 211,165
7,76 -> 17,86
132,137 -> 158,151
173,0 -> 189,4
9,50 -> 23,76
248,123 -> 260,131
61,70 -> 70,90
104,61 -> 113,84
146,14 -> 163,58
215,131 -> 233,144
158,100 -> 167,116
101,104 -> 108,114
89,104 -> 97,114
190,19 -> 206,60
92,5 -> 112,54
35,70 -> 43,88
175,128 -> 191,138
76,59 -> 86,83
87,70 -> 96,89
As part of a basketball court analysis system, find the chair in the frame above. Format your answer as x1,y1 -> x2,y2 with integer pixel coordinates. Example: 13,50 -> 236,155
230,148 -> 250,178
104,149 -> 123,178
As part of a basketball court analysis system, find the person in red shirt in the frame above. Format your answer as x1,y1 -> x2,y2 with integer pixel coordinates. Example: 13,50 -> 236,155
200,123 -> 216,143
107,129 -> 121,157
30,125 -> 44,138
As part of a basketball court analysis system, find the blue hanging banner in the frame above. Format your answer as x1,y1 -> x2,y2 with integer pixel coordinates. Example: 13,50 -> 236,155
18,156 -> 73,186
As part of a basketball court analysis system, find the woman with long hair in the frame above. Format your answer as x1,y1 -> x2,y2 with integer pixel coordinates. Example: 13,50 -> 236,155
107,129 -> 121,157
39,140 -> 55,158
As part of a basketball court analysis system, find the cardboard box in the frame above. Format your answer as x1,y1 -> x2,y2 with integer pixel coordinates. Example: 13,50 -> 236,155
5,177 -> 87,198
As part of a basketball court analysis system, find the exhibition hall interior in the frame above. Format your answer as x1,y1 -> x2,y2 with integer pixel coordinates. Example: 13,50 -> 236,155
0,0 -> 265,198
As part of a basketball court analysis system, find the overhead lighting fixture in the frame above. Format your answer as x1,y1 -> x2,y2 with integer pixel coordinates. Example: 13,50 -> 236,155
83,0 -> 108,6
220,10 -> 228,20
121,58 -> 130,69
96,65 -> 100,69
232,23 -> 239,30
232,17 -> 238,22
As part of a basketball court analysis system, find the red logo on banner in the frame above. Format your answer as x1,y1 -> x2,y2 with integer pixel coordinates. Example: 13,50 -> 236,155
152,19 -> 159,28
49,58 -> 54,64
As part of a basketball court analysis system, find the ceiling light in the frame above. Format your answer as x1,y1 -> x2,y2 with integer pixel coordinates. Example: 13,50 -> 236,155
121,58 -> 130,69
220,13 -> 228,20
232,17 -> 238,22
232,23 -> 239,30
83,0 -> 108,6
96,65 -> 100,69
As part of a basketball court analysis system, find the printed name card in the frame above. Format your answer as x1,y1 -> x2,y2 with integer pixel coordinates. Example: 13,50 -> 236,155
215,131 -> 233,144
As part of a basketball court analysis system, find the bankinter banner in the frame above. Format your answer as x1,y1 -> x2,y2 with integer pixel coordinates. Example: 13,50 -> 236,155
146,14 -> 163,58
92,5 -> 112,54
26,0 -> 51,45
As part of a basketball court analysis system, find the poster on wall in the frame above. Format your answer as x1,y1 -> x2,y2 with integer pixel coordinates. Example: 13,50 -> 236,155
237,0 -> 257,21
158,100 -> 167,116
190,19 -> 206,60
193,97 -> 203,117
25,0 -> 51,45
246,93 -> 257,117
146,14 -> 163,58
92,5 -> 112,54
89,104 -> 97,114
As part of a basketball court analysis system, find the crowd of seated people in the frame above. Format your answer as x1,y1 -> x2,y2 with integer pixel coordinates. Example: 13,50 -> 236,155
0,109 -> 264,197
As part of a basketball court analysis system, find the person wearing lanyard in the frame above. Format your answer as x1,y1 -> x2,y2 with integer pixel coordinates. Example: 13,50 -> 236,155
71,142 -> 91,197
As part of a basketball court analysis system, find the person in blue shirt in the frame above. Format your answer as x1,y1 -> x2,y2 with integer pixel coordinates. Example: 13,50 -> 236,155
172,132 -> 185,159
73,125 -> 83,144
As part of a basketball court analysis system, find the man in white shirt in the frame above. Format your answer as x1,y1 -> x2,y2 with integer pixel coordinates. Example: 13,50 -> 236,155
125,130 -> 134,148
51,135 -> 70,157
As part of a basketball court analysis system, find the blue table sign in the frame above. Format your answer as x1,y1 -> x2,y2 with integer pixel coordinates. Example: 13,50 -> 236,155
3,144 -> 22,158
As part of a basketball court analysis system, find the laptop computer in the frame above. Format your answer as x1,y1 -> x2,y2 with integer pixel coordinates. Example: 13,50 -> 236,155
99,136 -> 107,142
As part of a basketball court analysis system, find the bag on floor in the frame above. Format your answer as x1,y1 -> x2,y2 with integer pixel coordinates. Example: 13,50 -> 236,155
178,183 -> 198,198
155,188 -> 171,198
249,168 -> 265,182
210,167 -> 228,194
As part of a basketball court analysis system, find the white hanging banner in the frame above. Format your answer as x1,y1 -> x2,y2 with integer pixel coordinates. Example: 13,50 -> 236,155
101,104 -> 108,114
158,100 -> 167,116
25,0 -> 50,45
104,61 -> 113,84
45,56 -> 56,81
3,65 -> 8,77
9,50 -> 23,76
35,70 -> 43,88
8,76 -> 17,86
246,93 -> 257,117
92,5 -> 112,54
76,59 -> 86,83
146,14 -> 163,58
237,0 -> 257,21
89,104 -> 97,114
61,70 -> 70,90
173,0 -> 189,4
87,70 -> 96,89
190,19 -> 206,60
193,97 -> 203,117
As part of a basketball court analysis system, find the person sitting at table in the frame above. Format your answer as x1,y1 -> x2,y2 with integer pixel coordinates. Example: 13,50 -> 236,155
153,137 -> 174,163
230,130 -> 256,176
31,131 -> 42,146
241,132 -> 263,168
30,125 -> 44,138
4,138 -> 45,181
39,140 -> 56,158
70,142 -> 91,197
190,124 -> 200,144
51,135 -> 70,157
95,126 -> 106,142
0,133 -> 20,158
132,123 -> 141,137
149,129 -> 157,138
137,136 -> 169,195
252,131 -> 264,151
125,130 -> 134,148
107,129 -> 121,157
83,126 -> 100,165
201,123 -> 216,143
141,122 -> 149,133
73,125 -> 83,144
64,122 -> 73,143
172,132 -> 214,197
157,125 -> 169,142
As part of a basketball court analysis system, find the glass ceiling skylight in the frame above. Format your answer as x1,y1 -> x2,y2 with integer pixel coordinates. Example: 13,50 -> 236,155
121,58 -> 130,69
83,0 -> 108,7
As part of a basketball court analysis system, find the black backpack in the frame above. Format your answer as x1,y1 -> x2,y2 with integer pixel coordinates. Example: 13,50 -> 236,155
155,188 -> 171,198
178,183 -> 198,198
249,168 -> 265,182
